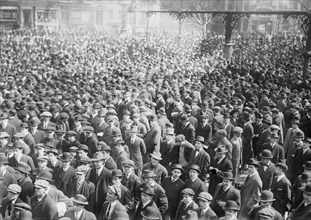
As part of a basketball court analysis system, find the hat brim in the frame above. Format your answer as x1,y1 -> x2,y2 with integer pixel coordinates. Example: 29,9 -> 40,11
14,167 -> 29,175
59,158 -> 71,162
259,198 -> 275,202
72,198 -> 89,206
188,167 -> 201,173
150,154 -> 162,161
260,154 -> 273,159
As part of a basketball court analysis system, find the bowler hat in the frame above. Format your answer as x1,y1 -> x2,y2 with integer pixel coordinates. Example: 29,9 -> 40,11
150,151 -> 162,160
78,144 -> 89,152
197,192 -> 213,201
170,164 -> 184,173
14,162 -> 31,174
275,162 -> 288,172
260,190 -> 275,202
221,172 -> 235,180
72,194 -> 89,205
188,164 -> 201,173
301,172 -> 311,181
100,143 -> 112,152
260,149 -> 273,159
141,206 -> 160,220
112,169 -> 123,178
225,200 -> 240,211
59,152 -> 71,162
296,131 -> 304,138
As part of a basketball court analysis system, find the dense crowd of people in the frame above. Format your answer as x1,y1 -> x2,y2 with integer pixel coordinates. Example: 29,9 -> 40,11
0,28 -> 311,220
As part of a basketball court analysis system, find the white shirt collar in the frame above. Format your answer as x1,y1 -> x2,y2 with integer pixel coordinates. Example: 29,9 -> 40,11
277,173 -> 285,182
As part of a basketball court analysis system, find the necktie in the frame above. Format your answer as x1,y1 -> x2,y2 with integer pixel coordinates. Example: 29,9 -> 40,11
106,203 -> 111,218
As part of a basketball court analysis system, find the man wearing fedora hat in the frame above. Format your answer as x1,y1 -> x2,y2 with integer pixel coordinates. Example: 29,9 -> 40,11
208,146 -> 233,194
53,152 -> 76,197
131,113 -> 148,138
249,190 -> 282,220
97,142 -> 117,171
98,185 -> 127,220
210,172 -> 240,218
81,126 -> 98,156
31,180 -> 58,220
14,162 -> 33,205
261,133 -> 284,164
142,151 -> 168,184
187,136 -> 210,181
288,183 -> 311,220
290,137 -> 311,183
175,188 -> 199,220
258,149 -> 277,190
141,206 -> 161,220
178,113 -> 196,144
64,194 -> 96,220
125,125 -> 146,175
161,164 -> 185,220
239,158 -> 263,219
219,200 -> 239,220
62,130 -> 80,154
270,163 -> 291,216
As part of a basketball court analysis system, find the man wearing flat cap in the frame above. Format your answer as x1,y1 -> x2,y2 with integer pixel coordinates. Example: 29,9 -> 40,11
195,192 -> 217,220
31,180 -> 58,220
1,184 -> 23,219
62,130 -> 80,153
64,194 -> 96,220
162,164 -> 185,220
14,162 -> 33,205
175,188 -> 198,220
29,118 -> 46,144
38,111 -> 56,131
81,126 -> 98,156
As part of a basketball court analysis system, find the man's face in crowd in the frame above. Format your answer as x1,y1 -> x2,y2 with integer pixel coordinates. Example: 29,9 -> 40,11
106,188 -> 118,202
189,169 -> 198,180
150,157 -> 159,167
78,150 -> 87,158
73,203 -> 84,213
182,194 -> 193,204
223,179 -> 232,189
141,192 -> 152,204
67,135 -> 75,142
62,161 -> 70,170
248,165 -> 256,174
93,160 -> 104,170
13,148 -> 22,157
48,153 -> 57,162
38,160 -> 47,169
46,131 -> 54,139
303,192 -> 311,204
76,172 -> 85,183
171,169 -> 182,179
42,116 -> 50,122
7,191 -> 19,201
